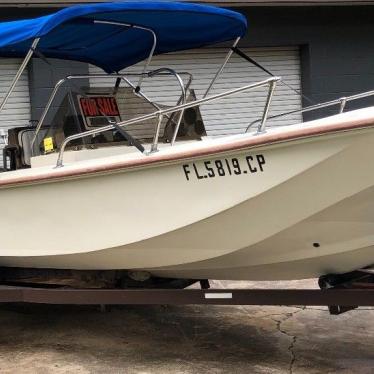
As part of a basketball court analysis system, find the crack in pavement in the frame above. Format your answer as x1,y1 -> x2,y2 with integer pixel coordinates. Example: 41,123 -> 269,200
268,307 -> 306,374
212,280 -> 308,373
236,306 -> 305,374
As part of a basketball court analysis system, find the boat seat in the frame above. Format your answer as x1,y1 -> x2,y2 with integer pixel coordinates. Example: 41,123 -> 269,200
18,128 -> 48,166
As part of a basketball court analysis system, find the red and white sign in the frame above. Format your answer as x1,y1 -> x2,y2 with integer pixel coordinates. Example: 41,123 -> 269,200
78,95 -> 121,127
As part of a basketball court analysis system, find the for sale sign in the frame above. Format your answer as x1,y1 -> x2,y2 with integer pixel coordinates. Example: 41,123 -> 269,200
78,95 -> 121,127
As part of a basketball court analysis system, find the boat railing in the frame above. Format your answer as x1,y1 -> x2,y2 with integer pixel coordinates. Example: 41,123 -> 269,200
31,69 -> 193,154
55,76 -> 281,168
246,89 -> 374,132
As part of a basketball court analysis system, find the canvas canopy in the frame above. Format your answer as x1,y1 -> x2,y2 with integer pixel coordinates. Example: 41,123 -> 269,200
0,1 -> 247,73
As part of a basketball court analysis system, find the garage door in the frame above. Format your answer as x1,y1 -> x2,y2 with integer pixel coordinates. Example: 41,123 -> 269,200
90,46 -> 302,136
0,58 -> 31,165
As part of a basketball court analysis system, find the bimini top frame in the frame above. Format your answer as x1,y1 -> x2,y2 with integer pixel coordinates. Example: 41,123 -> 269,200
0,1 -> 247,73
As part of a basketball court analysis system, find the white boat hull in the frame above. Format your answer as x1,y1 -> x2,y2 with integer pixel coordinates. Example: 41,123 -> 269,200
1,109 -> 374,280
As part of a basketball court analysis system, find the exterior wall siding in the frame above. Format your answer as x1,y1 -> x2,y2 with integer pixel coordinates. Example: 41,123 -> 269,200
90,46 -> 302,136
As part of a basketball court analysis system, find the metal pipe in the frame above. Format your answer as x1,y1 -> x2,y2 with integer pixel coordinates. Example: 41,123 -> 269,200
31,71 -> 191,152
257,79 -> 278,133
122,69 -> 189,150
148,68 -> 187,147
164,73 -> 193,139
170,75 -> 194,147
148,68 -> 186,104
120,75 -> 176,127
150,113 -> 163,153
93,20 -> 157,91
122,73 -> 192,117
203,37 -> 240,98
130,70 -> 193,150
120,76 -> 163,110
346,90 -> 374,100
339,97 -> 347,113
136,30 -> 157,90
56,77 -> 280,167
0,38 -> 40,114
31,77 -> 67,153
246,89 -> 374,132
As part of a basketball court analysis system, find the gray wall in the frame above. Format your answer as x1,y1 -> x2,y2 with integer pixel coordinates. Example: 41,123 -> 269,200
28,59 -> 88,124
237,5 -> 374,120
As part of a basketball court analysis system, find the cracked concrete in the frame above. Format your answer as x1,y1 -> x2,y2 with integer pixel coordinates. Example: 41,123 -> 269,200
0,279 -> 373,373
271,308 -> 306,374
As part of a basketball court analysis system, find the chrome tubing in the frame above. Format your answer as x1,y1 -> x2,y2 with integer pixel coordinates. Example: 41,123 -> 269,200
74,68 -> 189,152
0,38 -> 40,114
31,77 -> 67,153
164,72 -> 193,146
151,113 -> 164,153
203,37 -> 240,98
257,79 -> 278,133
32,71 -> 191,152
148,67 -> 186,102
55,77 -> 279,168
170,73 -> 193,146
144,67 -> 187,151
94,20 -> 157,91
121,74 -> 191,130
75,68 -> 188,152
339,97 -> 347,113
147,68 -> 187,148
123,72 -> 192,112
246,89 -> 374,132
120,75 -> 164,111
136,29 -> 157,90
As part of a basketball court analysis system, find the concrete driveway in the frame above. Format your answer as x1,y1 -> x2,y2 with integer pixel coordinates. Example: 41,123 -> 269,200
0,280 -> 373,374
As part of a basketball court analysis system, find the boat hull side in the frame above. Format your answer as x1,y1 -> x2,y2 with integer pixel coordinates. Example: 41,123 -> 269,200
0,128 -> 374,279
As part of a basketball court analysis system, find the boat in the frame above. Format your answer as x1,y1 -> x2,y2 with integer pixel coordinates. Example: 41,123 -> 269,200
0,0 -> 373,285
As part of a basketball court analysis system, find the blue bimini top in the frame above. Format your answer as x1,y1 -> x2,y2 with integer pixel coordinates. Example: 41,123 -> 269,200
0,1 -> 247,73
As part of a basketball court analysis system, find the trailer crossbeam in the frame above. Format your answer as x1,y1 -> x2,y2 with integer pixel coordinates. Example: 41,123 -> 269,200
0,287 -> 373,309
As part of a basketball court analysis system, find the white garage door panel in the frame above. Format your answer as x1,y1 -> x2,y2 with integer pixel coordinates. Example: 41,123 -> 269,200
0,58 -> 31,165
90,46 -> 302,136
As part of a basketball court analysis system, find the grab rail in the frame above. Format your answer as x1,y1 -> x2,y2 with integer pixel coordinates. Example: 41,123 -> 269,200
246,89 -> 374,132
31,70 -> 192,155
55,76 -> 281,168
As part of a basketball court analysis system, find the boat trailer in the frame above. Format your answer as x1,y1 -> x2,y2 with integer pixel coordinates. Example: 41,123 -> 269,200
0,270 -> 373,315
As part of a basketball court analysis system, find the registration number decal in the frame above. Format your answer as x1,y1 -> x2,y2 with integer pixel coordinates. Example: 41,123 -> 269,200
182,154 -> 266,181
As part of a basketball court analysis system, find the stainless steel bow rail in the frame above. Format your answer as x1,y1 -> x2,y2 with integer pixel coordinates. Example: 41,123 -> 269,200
246,89 -> 374,132
0,269 -> 373,316
55,76 -> 280,168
